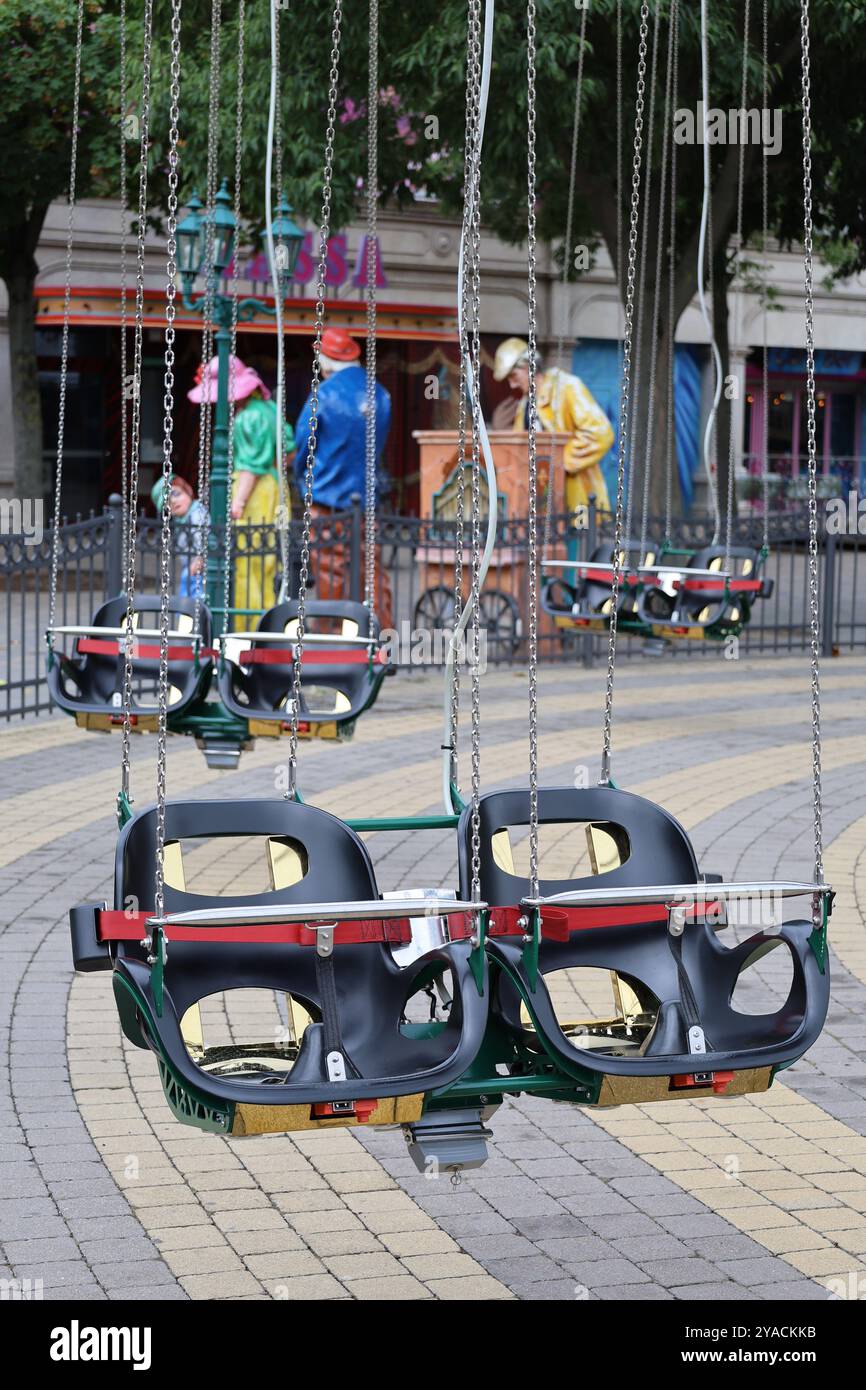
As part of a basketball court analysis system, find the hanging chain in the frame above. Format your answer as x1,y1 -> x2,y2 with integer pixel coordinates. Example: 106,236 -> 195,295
600,2 -> 649,787
726,0 -> 751,571
192,0 -> 222,637
447,2 -> 481,797
542,1 -> 587,563
119,0 -> 130,582
48,0 -> 85,631
526,0 -> 540,900
624,2 -> 659,548
467,0 -> 483,903
640,0 -> 675,565
272,0 -> 291,599
120,0 -> 154,798
761,0 -> 770,550
154,0 -> 183,922
799,0 -> 824,916
364,0 -> 380,614
663,0 -> 679,545
223,0 -> 246,633
286,0 -> 344,798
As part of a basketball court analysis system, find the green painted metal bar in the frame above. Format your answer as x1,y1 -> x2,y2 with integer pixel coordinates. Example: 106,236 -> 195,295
346,813 -> 461,832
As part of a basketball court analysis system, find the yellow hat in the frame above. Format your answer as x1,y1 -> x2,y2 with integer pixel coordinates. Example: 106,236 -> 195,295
493,336 -> 530,382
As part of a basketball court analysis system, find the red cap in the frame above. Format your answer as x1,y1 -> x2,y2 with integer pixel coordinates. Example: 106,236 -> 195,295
319,327 -> 361,362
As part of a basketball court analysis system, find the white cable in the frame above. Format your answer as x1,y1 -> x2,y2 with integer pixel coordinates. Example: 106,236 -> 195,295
441,0 -> 497,813
265,0 -> 288,598
697,0 -> 723,540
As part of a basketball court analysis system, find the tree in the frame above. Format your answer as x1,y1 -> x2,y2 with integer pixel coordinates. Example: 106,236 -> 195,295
4,0 -> 866,515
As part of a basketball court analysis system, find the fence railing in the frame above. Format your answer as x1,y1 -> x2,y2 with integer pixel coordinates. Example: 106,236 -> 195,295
2,494 -> 864,721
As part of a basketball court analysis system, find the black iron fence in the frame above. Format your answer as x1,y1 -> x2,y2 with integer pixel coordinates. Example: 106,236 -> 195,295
2,494 -> 864,721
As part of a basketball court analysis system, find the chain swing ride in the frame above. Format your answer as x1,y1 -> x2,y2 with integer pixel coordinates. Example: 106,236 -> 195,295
541,0 -> 774,647
45,0 -> 392,765
68,0 -> 831,1175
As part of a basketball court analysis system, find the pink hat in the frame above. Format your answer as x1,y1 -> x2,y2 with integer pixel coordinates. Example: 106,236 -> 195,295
187,354 -> 271,404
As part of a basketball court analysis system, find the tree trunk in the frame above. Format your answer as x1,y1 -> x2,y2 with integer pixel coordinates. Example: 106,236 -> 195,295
2,213 -> 47,504
712,239 -> 736,535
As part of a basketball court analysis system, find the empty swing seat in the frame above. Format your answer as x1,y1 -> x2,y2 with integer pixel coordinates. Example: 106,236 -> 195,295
47,594 -> 214,730
458,786 -> 830,1105
638,545 -> 773,638
217,599 -> 390,741
69,798 -> 489,1135
541,541 -> 649,632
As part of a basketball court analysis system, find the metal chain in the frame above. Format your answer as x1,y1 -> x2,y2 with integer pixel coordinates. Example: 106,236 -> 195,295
467,0 -> 483,903
120,0 -> 155,797
48,0 -> 85,631
223,0 -> 246,633
799,0 -> 824,917
542,1 -> 587,563
600,2 -> 649,787
761,0 -> 770,550
526,0 -> 540,900
726,0 -> 750,571
154,0 -> 183,922
286,0 -> 344,797
364,0 -> 380,614
624,1 -> 659,549
640,0 -> 675,565
192,0 -> 222,637
616,0 -> 623,351
664,0 -> 679,545
119,0 -> 130,584
447,2 -> 481,797
271,0 -> 291,599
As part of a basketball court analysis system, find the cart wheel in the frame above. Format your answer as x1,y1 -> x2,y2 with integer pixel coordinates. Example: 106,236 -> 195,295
414,585 -> 457,632
478,590 -> 522,659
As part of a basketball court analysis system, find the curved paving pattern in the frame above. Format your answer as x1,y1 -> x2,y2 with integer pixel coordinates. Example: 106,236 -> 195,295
0,654 -> 864,1300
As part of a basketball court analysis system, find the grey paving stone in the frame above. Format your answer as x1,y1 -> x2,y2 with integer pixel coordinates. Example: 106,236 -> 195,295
751,1280 -> 831,1300
640,1257 -> 728,1285
671,1282 -> 758,1301
90,1259 -> 185,1289
508,1280 -> 596,1301
484,1255 -> 567,1285
597,1283 -> 674,1300
582,1213 -> 665,1239
437,1213 -> 516,1239
660,1213 -> 742,1239
456,1235 -> 539,1261
718,1257 -> 821,1287
3,1236 -> 80,1264
611,1235 -> 690,1262
564,1258 -> 650,1288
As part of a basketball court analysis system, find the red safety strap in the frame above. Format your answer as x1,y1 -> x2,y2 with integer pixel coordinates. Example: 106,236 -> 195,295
311,1099 -> 379,1122
577,567 -> 639,587
672,1070 -> 734,1095
237,647 -> 386,667
450,900 -> 723,941
97,909 -> 411,945
676,577 -> 762,594
77,638 -> 216,662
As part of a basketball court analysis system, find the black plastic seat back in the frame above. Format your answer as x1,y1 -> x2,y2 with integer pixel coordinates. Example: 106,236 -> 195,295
219,598 -> 383,723
48,593 -> 212,715
679,545 -> 763,618
458,786 -> 698,906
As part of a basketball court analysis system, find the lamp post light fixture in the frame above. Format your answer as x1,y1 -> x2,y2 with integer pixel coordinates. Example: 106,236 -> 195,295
177,180 -> 302,632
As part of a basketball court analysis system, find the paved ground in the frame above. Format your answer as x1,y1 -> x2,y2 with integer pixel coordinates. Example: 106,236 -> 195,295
1,652 -> 866,1301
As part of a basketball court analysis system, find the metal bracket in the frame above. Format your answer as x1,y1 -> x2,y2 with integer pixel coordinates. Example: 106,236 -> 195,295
326,1050 -> 346,1082
668,902 -> 688,936
316,924 -> 335,958
688,1025 -> 706,1055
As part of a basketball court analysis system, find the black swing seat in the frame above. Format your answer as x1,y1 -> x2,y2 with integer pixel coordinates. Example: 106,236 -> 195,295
541,540 -> 649,628
458,786 -> 829,1092
638,545 -> 773,631
69,798 -> 488,1122
47,594 -> 214,728
217,599 -> 390,740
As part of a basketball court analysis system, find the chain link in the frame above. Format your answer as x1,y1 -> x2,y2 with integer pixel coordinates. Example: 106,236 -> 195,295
799,0 -> 824,919
725,0 -> 751,571
542,1 -> 587,564
664,0 -> 679,545
271,0 -> 291,600
120,0 -> 155,796
48,0 -> 85,632
624,2 -> 658,549
364,0 -> 380,614
526,0 -> 540,899
640,0 -> 675,565
223,0 -> 246,634
119,0 -> 130,584
286,0 -> 344,797
467,0 -> 483,903
154,0 -> 183,921
600,2 -> 649,787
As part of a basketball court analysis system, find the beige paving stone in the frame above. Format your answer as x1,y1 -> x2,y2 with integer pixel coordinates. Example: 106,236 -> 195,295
424,1276 -> 513,1300
270,1189 -> 345,1215
800,1207 -> 866,1233
244,1252 -> 327,1280
401,1253 -> 483,1280
265,1274 -> 349,1301
324,1252 -> 407,1281
380,1230 -> 461,1257
784,1248 -> 866,1278
163,1246 -> 247,1278
179,1271 -> 263,1298
303,1229 -> 385,1258
754,1225 -> 828,1255
290,1210 -> 367,1236
342,1275 -> 432,1301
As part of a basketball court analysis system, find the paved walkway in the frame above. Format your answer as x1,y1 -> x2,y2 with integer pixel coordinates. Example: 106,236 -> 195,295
1,654 -> 865,1300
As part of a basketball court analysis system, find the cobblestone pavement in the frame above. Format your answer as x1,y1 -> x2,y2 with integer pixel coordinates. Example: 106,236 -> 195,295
1,654 -> 865,1301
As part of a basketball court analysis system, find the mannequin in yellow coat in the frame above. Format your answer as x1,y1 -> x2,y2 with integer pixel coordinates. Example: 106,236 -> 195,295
492,337 -> 613,515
